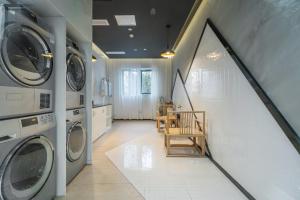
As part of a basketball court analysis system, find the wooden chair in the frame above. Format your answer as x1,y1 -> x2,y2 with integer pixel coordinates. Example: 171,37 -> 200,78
164,111 -> 206,157
156,104 -> 176,132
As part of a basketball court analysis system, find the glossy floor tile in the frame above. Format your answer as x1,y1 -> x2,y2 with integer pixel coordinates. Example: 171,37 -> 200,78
68,120 -> 246,200
106,122 -> 247,200
67,120 -> 152,200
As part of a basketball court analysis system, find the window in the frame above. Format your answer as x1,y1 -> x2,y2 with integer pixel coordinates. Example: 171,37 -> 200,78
122,69 -> 138,96
141,70 -> 152,94
121,69 -> 152,96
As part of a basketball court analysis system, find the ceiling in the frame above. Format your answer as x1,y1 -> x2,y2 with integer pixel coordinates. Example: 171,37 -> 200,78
93,0 -> 196,58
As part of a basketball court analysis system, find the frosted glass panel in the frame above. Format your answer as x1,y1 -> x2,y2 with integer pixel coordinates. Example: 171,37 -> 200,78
185,24 -> 300,200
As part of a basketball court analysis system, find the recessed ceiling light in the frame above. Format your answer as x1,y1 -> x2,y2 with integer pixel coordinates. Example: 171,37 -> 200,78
129,34 -> 134,38
92,19 -> 110,26
115,15 -> 136,26
128,28 -> 133,31
144,48 -> 147,51
133,49 -> 138,52
106,51 -> 126,55
150,8 -> 156,16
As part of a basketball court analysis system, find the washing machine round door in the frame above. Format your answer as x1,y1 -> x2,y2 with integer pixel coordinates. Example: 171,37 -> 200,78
0,136 -> 54,200
66,53 -> 86,91
0,24 -> 53,86
67,122 -> 86,162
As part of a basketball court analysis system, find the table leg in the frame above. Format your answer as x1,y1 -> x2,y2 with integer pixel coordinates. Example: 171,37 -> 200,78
166,135 -> 171,156
200,136 -> 206,156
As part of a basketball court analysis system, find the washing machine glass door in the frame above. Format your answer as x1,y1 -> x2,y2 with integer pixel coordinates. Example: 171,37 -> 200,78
67,122 -> 86,162
66,53 -> 86,91
1,24 -> 53,86
0,136 -> 54,200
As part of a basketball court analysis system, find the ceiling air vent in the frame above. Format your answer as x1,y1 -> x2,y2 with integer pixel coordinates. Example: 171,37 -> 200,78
92,19 -> 110,26
106,51 -> 126,55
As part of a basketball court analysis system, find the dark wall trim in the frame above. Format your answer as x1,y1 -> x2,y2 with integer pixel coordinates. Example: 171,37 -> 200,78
183,18 -> 207,84
209,157 -> 255,200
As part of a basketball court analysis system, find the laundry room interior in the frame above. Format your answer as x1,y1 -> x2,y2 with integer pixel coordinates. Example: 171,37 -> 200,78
0,0 -> 299,200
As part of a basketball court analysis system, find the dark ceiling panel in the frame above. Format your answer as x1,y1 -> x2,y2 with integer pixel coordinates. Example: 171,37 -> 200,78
93,0 -> 196,58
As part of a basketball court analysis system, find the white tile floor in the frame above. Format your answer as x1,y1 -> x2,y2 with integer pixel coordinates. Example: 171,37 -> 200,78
68,120 -> 246,200
106,123 -> 247,200
66,121 -> 150,200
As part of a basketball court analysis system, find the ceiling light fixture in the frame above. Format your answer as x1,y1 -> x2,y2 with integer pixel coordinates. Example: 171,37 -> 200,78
161,24 -> 175,59
144,48 -> 147,51
129,34 -> 134,38
128,28 -> 133,31
150,8 -> 156,16
115,15 -> 136,26
92,55 -> 97,62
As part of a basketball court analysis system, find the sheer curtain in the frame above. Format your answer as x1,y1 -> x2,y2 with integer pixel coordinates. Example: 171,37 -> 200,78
108,59 -> 171,119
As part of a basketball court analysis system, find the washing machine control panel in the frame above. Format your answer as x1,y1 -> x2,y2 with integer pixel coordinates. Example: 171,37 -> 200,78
21,117 -> 38,127
20,113 -> 56,138
39,113 -> 54,124
67,108 -> 85,122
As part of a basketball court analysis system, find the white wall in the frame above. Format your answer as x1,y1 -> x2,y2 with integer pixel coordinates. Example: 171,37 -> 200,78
92,43 -> 110,106
173,23 -> 300,200
92,57 -> 110,106
49,0 -> 92,41
172,0 -> 300,139
172,74 -> 192,112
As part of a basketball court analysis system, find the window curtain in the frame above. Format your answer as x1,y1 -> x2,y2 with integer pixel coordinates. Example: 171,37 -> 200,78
108,59 -> 172,120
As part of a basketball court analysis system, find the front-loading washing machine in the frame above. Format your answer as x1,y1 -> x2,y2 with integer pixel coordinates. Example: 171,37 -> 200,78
66,39 -> 86,110
0,113 -> 56,200
66,108 -> 86,184
0,4 -> 55,119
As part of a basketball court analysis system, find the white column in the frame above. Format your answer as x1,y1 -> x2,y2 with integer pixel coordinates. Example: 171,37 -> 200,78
47,17 -> 67,198
82,42 -> 93,164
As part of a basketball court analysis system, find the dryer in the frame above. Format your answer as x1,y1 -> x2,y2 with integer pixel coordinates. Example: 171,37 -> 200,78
66,39 -> 86,110
0,4 -> 55,119
0,113 -> 56,200
66,108 -> 86,184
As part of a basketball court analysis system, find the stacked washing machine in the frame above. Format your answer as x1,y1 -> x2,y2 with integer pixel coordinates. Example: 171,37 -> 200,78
65,39 -> 87,184
0,4 -> 57,200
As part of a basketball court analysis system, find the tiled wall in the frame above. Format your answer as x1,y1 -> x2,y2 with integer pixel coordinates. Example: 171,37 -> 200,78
172,22 -> 300,199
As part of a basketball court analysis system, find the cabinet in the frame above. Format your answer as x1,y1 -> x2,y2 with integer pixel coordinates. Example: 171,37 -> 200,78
92,105 -> 112,142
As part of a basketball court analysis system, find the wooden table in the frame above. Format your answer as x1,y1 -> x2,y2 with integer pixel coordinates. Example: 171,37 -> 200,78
157,115 -> 178,132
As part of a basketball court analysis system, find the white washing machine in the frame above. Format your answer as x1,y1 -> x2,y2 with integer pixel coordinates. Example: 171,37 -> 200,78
66,39 -> 86,110
66,108 -> 86,184
0,113 -> 56,200
0,4 -> 55,119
